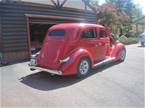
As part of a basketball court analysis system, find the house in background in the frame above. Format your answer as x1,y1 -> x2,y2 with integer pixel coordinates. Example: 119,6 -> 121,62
131,16 -> 145,34
0,0 -> 97,64
134,16 -> 145,33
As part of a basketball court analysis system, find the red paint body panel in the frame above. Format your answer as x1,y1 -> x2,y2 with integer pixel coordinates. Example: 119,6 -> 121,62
60,48 -> 94,75
33,23 -> 125,75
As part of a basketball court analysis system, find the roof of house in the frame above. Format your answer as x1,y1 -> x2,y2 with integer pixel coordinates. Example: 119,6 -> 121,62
4,0 -> 86,10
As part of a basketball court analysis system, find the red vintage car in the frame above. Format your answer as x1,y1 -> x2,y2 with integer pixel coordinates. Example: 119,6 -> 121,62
29,23 -> 126,77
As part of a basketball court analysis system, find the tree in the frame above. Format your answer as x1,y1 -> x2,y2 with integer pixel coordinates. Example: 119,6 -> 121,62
81,0 -> 129,24
98,3 -> 129,25
82,0 -> 144,35
50,0 -> 68,8
105,0 -> 135,20
82,0 -> 99,13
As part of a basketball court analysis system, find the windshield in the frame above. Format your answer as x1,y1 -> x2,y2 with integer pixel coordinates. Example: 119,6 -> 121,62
49,29 -> 65,37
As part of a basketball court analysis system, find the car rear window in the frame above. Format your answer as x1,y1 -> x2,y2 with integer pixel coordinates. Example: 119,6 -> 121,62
49,29 -> 65,36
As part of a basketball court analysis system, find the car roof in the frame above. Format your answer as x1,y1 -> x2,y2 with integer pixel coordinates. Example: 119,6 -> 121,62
50,23 -> 105,29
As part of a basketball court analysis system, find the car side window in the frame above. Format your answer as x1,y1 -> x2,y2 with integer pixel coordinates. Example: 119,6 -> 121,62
82,29 -> 97,38
100,30 -> 106,38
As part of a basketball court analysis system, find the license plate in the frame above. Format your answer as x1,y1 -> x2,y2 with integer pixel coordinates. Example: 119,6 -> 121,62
30,59 -> 36,66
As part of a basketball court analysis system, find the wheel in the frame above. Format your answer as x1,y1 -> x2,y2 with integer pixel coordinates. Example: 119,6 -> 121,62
77,57 -> 91,78
119,48 -> 126,62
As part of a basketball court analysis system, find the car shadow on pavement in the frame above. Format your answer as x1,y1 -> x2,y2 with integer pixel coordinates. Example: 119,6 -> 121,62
20,61 -> 121,91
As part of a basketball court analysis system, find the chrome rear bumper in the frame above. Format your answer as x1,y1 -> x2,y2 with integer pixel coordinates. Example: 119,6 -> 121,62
29,65 -> 62,75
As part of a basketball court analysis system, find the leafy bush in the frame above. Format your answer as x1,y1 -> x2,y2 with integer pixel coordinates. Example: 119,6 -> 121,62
117,35 -> 138,44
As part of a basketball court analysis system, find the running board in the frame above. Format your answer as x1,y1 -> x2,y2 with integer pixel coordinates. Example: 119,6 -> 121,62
93,57 -> 116,67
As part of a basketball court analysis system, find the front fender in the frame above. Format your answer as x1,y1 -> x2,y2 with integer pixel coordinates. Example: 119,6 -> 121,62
60,48 -> 93,75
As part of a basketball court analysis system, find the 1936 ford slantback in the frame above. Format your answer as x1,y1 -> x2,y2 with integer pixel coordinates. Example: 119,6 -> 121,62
29,23 -> 126,77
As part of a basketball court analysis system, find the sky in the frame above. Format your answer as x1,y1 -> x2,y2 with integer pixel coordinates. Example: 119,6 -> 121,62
133,0 -> 145,14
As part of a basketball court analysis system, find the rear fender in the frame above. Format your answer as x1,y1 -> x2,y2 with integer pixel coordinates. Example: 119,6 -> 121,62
60,48 -> 93,75
110,42 -> 126,60
71,48 -> 94,66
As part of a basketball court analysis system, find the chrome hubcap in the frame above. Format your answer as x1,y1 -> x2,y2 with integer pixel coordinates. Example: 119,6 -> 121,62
79,60 -> 89,75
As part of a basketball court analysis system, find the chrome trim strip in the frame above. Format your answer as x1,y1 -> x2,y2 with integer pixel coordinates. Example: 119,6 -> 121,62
29,66 -> 62,75
93,57 -> 115,67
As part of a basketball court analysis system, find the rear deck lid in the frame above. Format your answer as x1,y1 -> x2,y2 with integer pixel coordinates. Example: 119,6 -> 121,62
38,29 -> 67,69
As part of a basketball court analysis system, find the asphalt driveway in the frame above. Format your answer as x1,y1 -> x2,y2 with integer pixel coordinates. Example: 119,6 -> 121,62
0,44 -> 144,108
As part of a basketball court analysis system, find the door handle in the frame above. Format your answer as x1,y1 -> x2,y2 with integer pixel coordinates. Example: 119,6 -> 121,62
98,42 -> 103,46
95,42 -> 105,46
